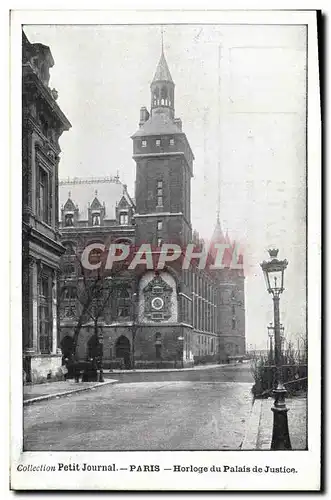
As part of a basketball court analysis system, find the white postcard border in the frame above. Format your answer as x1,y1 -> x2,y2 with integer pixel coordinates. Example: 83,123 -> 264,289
10,8 -> 321,491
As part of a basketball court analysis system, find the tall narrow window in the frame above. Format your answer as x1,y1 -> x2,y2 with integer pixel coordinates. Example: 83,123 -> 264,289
65,214 -> 74,227
232,318 -> 236,330
156,139 -> 161,147
157,180 -> 163,207
92,213 -> 100,226
120,212 -> 129,225
156,220 -> 163,247
118,288 -> 130,318
141,139 -> 147,148
38,167 -> 48,223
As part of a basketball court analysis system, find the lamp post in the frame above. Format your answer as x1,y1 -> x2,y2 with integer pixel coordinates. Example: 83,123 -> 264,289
260,248 -> 291,450
97,330 -> 104,382
131,292 -> 137,370
267,322 -> 274,363
268,323 -> 285,364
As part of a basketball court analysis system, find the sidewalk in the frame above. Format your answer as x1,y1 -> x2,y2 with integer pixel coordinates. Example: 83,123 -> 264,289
23,379 -> 117,405
242,395 -> 307,450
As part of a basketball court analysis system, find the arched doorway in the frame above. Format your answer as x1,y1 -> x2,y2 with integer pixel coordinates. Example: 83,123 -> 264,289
60,335 -> 74,360
87,334 -> 99,360
115,335 -> 131,369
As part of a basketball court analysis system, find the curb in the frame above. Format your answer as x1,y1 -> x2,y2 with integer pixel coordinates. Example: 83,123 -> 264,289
23,379 -> 118,406
109,363 -> 236,373
241,398 -> 262,450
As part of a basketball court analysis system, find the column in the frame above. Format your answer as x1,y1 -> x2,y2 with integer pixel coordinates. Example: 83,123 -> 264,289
52,269 -> 59,354
31,259 -> 39,353
23,257 -> 35,353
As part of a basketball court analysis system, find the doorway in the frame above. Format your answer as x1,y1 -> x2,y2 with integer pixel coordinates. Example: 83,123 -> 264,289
115,335 -> 131,369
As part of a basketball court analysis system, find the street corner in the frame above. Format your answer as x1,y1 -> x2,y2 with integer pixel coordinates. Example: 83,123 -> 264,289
23,378 -> 118,406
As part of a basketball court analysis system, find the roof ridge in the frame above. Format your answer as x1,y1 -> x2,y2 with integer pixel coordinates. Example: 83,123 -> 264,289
59,175 -> 121,185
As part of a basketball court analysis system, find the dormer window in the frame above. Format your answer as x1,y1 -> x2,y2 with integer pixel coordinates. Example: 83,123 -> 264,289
64,214 -> 74,227
120,212 -> 129,225
142,140 -> 147,148
156,139 -> 161,147
92,213 -> 100,226
169,138 -> 175,146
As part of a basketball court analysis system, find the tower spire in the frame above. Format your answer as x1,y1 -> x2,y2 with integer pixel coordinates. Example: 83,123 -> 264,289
161,25 -> 164,54
150,32 -> 175,118
216,43 -> 222,227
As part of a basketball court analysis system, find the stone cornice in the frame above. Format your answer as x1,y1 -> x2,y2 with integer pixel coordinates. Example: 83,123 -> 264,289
23,65 -> 71,130
29,226 -> 65,257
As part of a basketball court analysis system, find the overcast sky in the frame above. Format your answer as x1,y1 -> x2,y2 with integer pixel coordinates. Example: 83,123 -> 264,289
24,24 -> 307,349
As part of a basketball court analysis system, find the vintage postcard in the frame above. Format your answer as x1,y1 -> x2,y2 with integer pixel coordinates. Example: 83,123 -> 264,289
10,8 -> 321,491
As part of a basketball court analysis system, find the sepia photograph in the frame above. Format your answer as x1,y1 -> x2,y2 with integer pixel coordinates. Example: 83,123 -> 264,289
10,8 -> 321,491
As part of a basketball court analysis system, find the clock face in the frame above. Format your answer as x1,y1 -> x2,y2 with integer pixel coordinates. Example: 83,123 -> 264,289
151,297 -> 164,311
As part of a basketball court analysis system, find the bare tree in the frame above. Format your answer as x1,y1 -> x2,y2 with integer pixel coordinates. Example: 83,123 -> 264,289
58,241 -> 134,377
59,246 -> 113,381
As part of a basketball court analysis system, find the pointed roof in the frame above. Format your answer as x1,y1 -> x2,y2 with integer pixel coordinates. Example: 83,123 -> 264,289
90,196 -> 102,210
131,111 -> 182,138
63,197 -> 76,212
211,217 -> 226,244
152,50 -> 173,83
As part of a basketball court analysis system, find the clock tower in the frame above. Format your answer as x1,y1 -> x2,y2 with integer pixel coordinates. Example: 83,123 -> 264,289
131,46 -> 194,249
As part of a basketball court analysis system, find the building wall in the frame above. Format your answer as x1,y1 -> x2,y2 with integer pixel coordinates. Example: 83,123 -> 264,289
22,32 -> 71,382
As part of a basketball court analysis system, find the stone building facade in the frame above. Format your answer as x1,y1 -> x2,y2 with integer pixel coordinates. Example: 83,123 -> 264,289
22,31 -> 71,382
58,47 -> 245,368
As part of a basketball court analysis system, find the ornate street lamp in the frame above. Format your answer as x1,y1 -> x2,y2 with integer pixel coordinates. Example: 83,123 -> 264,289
267,322 -> 274,363
97,330 -> 104,383
268,323 -> 285,363
131,292 -> 138,370
260,248 -> 291,450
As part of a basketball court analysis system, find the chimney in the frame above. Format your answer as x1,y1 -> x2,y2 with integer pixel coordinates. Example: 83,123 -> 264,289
139,106 -> 150,128
174,118 -> 182,131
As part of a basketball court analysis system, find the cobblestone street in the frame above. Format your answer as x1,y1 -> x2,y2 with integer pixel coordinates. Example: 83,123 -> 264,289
24,364 -> 254,451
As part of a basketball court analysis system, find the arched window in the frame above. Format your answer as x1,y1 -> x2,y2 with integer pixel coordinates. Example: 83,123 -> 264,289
65,214 -> 74,227
153,88 -> 159,106
87,334 -> 99,360
160,86 -> 168,100
117,288 -> 130,318
119,212 -> 129,225
92,213 -> 101,226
